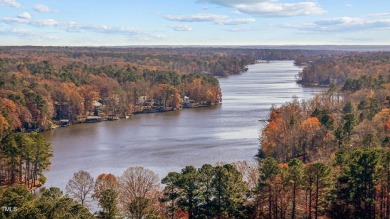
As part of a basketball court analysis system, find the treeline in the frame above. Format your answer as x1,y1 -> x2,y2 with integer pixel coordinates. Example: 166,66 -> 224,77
0,164 -> 256,218
259,52 -> 390,218
297,51 -> 390,85
255,149 -> 390,219
0,47 -> 340,77
2,152 -> 390,218
0,47 -> 255,77
0,132 -> 52,187
160,164 -> 251,218
0,50 -> 222,131
0,186 -> 93,218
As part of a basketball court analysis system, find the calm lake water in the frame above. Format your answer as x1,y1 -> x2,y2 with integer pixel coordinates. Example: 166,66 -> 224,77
43,61 -> 325,190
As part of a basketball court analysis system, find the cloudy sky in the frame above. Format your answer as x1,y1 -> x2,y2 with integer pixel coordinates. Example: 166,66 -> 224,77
0,0 -> 389,46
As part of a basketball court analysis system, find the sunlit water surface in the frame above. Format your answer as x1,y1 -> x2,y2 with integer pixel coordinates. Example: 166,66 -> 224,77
43,61 -> 325,190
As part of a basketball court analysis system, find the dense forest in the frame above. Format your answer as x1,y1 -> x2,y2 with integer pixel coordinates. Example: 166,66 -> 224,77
258,51 -> 390,218
0,46 -> 340,132
297,52 -> 390,86
1,48 -> 389,218
0,47 -> 228,132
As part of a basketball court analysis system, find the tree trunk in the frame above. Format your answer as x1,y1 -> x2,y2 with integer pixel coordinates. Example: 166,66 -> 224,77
19,160 -> 23,183
292,183 -> 296,219
33,161 -> 38,186
189,194 -> 193,219
309,183 -> 312,219
315,177 -> 319,219
380,187 -> 384,219
11,160 -> 16,184
269,187 -> 272,219
27,159 -> 30,188
170,187 -> 174,219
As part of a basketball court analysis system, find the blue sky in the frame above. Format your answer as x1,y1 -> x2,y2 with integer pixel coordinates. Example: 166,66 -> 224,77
0,0 -> 389,46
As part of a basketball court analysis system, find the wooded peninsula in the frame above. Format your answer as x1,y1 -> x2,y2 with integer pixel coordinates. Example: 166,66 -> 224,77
0,47 -> 389,218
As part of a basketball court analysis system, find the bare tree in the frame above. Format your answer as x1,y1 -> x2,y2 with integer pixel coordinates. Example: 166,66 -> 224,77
119,167 -> 160,216
233,160 -> 260,191
66,170 -> 95,207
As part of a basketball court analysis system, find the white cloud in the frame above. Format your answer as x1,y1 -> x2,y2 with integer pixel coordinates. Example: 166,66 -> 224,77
165,13 -> 255,25
223,18 -> 255,25
62,21 -> 166,41
2,17 -> 29,25
17,12 -> 32,20
0,28 -> 58,41
8,28 -> 35,36
283,15 -> 390,32
1,14 -> 164,41
0,0 -> 21,8
166,14 -> 227,23
236,2 -> 326,17
168,24 -> 193,31
35,19 -> 59,26
63,21 -> 145,35
315,17 -> 364,26
107,27 -> 146,35
225,26 -> 267,32
197,0 -> 262,6
197,0 -> 326,17
368,13 -> 390,18
2,16 -> 59,26
34,4 -> 57,13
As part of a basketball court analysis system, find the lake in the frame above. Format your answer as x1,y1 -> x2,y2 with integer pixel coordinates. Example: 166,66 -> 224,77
43,60 -> 325,190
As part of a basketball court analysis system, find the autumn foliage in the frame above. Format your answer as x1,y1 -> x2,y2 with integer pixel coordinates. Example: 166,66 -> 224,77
299,52 -> 390,86
0,47 -> 224,131
258,51 -> 390,218
301,117 -> 321,131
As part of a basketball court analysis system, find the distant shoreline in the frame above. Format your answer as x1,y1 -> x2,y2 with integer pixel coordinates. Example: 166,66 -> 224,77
1,45 -> 390,52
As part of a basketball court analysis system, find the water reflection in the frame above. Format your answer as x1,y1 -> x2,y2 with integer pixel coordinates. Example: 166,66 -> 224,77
43,61 -> 325,190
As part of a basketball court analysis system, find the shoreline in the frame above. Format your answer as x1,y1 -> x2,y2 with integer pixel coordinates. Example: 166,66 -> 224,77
46,103 -> 221,132
43,60 -> 326,193
296,80 -> 331,88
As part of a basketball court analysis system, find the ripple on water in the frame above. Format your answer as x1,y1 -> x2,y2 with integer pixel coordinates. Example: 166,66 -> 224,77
43,60 -> 326,190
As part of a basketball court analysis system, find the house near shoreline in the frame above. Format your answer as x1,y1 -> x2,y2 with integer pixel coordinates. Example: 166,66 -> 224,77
137,96 -> 154,106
